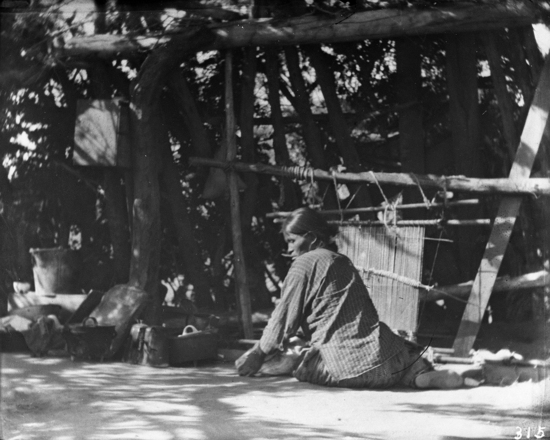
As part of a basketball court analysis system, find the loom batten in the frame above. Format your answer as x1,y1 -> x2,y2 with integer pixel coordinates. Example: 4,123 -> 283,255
327,219 -> 491,226
266,199 -> 480,218
271,218 -> 490,226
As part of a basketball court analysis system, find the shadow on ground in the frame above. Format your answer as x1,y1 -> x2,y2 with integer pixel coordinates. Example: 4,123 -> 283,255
1,352 -> 547,440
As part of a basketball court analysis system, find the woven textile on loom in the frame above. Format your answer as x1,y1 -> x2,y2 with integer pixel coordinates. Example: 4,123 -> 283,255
335,226 -> 425,333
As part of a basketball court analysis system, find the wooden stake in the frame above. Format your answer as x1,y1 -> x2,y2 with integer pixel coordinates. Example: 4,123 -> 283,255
225,50 -> 253,339
452,56 -> 550,357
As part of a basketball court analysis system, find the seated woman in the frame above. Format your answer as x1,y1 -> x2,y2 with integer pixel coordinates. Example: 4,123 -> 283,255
236,207 -> 465,389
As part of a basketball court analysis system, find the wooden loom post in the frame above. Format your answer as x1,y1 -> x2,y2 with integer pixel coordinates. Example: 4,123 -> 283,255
225,50 -> 253,339
452,56 -> 550,357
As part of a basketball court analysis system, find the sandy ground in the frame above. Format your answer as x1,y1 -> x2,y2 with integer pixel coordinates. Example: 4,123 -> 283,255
1,352 -> 549,440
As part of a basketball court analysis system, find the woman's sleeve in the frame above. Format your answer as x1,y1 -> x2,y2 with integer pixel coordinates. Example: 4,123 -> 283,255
259,261 -> 309,354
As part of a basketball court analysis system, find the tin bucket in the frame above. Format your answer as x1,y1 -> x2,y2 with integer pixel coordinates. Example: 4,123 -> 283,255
30,247 -> 81,295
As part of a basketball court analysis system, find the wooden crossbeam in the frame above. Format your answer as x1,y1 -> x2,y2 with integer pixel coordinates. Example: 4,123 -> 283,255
452,56 -> 550,357
56,2 -> 541,59
189,157 -> 550,196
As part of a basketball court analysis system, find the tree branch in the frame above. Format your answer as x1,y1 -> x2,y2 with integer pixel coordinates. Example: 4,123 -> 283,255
54,1 -> 542,59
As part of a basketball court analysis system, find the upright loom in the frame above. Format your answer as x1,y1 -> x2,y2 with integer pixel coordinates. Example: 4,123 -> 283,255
336,225 -> 425,336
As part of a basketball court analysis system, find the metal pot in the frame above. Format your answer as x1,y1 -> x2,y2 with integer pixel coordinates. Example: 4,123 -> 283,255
62,317 -> 117,361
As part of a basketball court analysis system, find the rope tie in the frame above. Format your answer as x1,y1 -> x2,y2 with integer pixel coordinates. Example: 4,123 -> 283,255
345,185 -> 362,210
369,171 -> 390,205
306,166 -> 317,207
221,160 -> 232,172
442,179 -> 449,208
370,171 -> 397,237
412,174 -> 431,209
332,169 -> 344,223
281,166 -> 312,181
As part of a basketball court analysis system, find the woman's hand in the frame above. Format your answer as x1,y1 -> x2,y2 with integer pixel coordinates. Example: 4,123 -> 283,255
236,345 -> 266,376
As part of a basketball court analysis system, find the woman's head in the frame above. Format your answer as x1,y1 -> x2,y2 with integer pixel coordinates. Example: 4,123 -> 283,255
282,207 -> 338,258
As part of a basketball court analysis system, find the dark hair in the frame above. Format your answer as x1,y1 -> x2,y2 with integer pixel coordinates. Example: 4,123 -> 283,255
282,207 -> 338,251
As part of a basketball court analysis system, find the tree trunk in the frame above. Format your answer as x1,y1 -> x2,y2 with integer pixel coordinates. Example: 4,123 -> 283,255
57,2 -> 541,58
447,34 -> 482,178
446,33 -> 483,287
396,37 -> 425,214
284,46 -> 337,209
284,46 -> 326,169
103,171 -> 131,284
305,45 -> 373,214
482,31 -> 518,164
265,47 -> 299,210
508,28 -> 535,117
238,45 -> 271,309
127,103 -> 163,323
163,70 -> 218,309
265,49 -> 289,165
127,28 -> 217,324
167,72 -> 212,158
160,142 -> 214,309
88,62 -> 132,286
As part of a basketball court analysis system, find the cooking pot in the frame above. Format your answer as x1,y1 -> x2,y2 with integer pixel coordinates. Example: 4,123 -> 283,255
62,317 -> 117,361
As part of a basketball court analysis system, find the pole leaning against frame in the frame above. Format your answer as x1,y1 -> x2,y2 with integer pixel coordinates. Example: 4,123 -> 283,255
452,56 -> 550,357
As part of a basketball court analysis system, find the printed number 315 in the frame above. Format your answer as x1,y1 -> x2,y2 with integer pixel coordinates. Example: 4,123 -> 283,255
515,426 -> 546,439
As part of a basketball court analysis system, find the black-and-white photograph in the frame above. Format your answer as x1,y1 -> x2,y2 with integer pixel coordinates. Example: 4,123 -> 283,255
1,1 -> 549,439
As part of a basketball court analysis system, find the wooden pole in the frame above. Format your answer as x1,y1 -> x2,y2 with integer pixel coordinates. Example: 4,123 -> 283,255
189,157 -> 550,196
224,50 -> 253,339
324,219 -> 490,227
452,56 -> 550,357
421,270 -> 549,302
266,199 -> 480,218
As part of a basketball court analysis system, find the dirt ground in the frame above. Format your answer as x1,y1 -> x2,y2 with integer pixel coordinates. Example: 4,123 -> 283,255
1,350 -> 549,440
